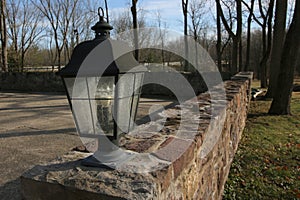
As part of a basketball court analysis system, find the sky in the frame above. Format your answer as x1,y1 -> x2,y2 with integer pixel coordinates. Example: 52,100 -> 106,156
107,0 -> 186,32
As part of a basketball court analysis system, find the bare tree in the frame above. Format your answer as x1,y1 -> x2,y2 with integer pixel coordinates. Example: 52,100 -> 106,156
182,0 -> 189,71
265,0 -> 288,98
216,0 -> 242,74
112,9 -> 149,48
216,0 -> 222,71
113,11 -> 132,35
34,0 -> 79,69
261,0 -> 275,88
6,0 -> 44,71
104,0 -> 109,23
6,0 -> 18,69
65,0 -> 96,61
269,0 -> 300,115
189,0 -> 208,70
156,11 -> 167,65
0,0 -> 8,72
244,0 -> 255,71
243,0 -> 274,87
131,0 -> 139,60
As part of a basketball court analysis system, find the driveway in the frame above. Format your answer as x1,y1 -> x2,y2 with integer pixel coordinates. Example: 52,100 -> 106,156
0,92 -> 174,199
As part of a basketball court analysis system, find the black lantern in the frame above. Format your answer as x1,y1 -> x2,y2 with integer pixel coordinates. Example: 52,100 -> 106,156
58,8 -> 145,168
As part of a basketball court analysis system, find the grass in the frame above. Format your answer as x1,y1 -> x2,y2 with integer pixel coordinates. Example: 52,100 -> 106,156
223,91 -> 300,200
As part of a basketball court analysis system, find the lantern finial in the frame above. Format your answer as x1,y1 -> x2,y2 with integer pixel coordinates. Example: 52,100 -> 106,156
98,7 -> 105,21
91,7 -> 113,40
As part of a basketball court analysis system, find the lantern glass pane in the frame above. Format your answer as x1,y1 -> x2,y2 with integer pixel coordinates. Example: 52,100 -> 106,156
90,100 -> 114,136
87,77 -> 115,137
116,97 -> 132,133
129,94 -> 139,129
64,78 -> 75,97
117,73 -> 134,98
64,77 -> 94,135
134,73 -> 144,92
88,77 -> 115,99
66,77 -> 89,98
72,99 -> 94,134
129,73 -> 144,129
115,74 -> 134,133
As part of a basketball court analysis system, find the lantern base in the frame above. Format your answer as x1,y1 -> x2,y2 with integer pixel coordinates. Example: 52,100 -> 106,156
81,149 -> 136,169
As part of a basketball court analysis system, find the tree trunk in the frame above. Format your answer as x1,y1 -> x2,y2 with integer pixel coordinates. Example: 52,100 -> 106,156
104,0 -> 109,23
265,0 -> 288,98
260,24 -> 267,88
131,0 -> 139,61
231,38 -> 238,74
236,0 -> 242,73
216,0 -> 242,75
260,0 -> 274,88
239,40 -> 243,71
216,1 -> 222,72
245,0 -> 255,71
0,0 -> 8,72
269,0 -> 300,115
182,0 -> 189,71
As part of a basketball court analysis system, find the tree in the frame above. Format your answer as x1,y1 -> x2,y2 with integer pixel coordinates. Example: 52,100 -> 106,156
131,0 -> 139,60
104,0 -> 109,23
265,0 -> 288,98
112,9 -> 149,51
6,0 -> 44,71
34,0 -> 79,69
216,0 -> 222,71
182,0 -> 189,71
0,0 -> 8,72
243,0 -> 274,87
216,0 -> 242,74
189,0 -> 208,70
261,0 -> 275,88
244,0 -> 255,71
156,11 -> 167,65
269,0 -> 300,115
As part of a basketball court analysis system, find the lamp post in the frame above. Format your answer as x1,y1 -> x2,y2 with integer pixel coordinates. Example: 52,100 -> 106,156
58,7 -> 145,168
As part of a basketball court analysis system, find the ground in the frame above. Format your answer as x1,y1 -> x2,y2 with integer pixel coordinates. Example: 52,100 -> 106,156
223,90 -> 300,199
0,92 -> 174,199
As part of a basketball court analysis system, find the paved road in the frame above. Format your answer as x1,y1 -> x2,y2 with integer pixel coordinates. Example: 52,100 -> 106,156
0,92 -> 174,199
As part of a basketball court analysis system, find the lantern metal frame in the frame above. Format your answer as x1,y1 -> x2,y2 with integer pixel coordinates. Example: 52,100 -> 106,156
58,7 -> 146,168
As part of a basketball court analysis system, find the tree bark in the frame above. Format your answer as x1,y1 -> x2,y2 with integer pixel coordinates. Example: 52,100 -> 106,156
216,0 -> 242,75
0,0 -> 7,72
182,0 -> 189,71
259,0 -> 274,88
216,1 -> 222,72
131,0 -> 139,61
265,0 -> 288,98
236,0 -> 242,72
104,0 -> 109,23
269,0 -> 300,115
245,0 -> 255,71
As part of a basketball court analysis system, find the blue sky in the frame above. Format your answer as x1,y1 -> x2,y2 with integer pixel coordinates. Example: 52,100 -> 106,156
107,0 -> 185,31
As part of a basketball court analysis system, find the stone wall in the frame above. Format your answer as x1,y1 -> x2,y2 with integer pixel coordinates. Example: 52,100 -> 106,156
0,71 -> 230,95
21,72 -> 252,200
0,72 -> 65,92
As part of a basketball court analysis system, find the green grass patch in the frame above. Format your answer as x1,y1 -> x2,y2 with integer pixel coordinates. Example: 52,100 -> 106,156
223,92 -> 300,200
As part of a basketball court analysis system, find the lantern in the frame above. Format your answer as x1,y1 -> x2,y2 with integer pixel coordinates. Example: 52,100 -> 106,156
58,8 -> 145,168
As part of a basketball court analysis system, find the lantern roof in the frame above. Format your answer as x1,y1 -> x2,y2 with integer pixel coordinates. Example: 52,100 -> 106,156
59,38 -> 144,77
59,7 -> 146,77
